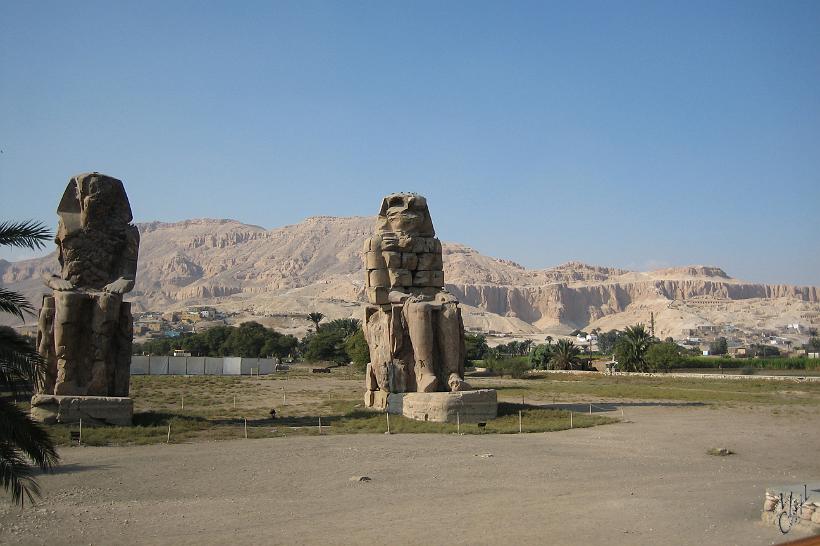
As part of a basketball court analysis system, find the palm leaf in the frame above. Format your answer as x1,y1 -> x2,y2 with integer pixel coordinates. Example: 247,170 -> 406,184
0,288 -> 36,320
0,220 -> 51,250
0,399 -> 58,471
0,440 -> 42,507
0,327 -> 44,395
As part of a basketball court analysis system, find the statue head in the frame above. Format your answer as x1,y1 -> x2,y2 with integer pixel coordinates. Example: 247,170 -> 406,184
375,193 -> 435,237
57,173 -> 133,235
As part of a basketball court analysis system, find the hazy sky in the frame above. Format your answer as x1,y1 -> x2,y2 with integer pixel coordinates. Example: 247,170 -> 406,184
1,1 -> 818,285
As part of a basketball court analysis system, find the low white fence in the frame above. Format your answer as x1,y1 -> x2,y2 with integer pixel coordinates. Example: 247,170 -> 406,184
131,356 -> 279,376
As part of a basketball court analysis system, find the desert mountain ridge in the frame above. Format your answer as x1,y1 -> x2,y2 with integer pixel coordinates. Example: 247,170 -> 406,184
1,216 -> 818,341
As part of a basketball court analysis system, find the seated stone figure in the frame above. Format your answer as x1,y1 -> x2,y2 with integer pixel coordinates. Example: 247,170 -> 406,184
363,193 -> 469,408
37,172 -> 139,398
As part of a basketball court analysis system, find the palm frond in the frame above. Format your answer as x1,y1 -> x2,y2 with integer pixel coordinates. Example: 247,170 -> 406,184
0,440 -> 42,507
0,288 -> 36,320
0,399 -> 59,471
0,326 -> 44,394
0,220 -> 51,250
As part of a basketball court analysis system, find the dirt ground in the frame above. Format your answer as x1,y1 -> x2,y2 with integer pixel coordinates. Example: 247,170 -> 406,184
1,403 -> 818,545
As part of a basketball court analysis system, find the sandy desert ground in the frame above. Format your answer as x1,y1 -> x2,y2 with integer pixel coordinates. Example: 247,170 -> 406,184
1,403 -> 818,546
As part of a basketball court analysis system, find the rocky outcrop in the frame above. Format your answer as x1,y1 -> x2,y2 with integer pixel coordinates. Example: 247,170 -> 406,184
2,216 -> 817,335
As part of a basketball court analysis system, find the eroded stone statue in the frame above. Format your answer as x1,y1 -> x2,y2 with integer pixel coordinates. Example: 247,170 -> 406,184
363,193 -> 470,408
32,173 -> 139,425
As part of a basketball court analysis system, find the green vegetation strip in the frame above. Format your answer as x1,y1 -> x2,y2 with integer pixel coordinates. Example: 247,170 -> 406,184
43,368 -> 820,448
473,373 -> 820,406
47,402 -> 614,447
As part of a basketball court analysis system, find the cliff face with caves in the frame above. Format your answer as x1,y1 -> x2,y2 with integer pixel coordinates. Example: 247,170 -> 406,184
1,217 -> 817,336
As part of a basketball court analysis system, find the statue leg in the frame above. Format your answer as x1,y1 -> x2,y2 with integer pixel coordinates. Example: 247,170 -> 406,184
364,306 -> 391,391
404,301 -> 438,392
36,296 -> 58,394
53,291 -> 90,396
436,302 -> 470,391
114,301 -> 132,397
88,292 -> 121,396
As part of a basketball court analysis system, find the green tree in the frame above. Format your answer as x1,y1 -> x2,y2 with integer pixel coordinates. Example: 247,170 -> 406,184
261,332 -> 298,359
0,220 -> 59,506
597,330 -> 622,354
464,333 -> 489,361
303,329 -> 348,364
806,337 -> 820,352
307,312 -> 324,332
614,324 -> 653,372
530,344 -> 553,369
709,337 -> 728,355
344,328 -> 370,371
221,321 -> 268,357
203,326 -> 231,356
545,336 -> 553,346
645,342 -> 682,372
322,318 -> 360,339
550,339 -> 582,370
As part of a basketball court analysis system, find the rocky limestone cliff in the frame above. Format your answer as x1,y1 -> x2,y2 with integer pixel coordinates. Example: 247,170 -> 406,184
2,217 -> 817,336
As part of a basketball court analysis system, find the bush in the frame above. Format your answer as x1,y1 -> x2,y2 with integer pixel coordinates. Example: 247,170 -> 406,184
344,329 -> 370,372
303,329 -> 349,364
709,337 -> 728,355
665,356 -> 817,371
484,357 -> 532,378
465,333 -> 489,361
645,342 -> 682,372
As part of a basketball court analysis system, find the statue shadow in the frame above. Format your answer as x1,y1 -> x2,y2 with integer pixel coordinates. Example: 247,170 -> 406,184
133,412 -> 209,426
211,412 -> 364,428
511,401 -> 706,414
35,463 -> 112,476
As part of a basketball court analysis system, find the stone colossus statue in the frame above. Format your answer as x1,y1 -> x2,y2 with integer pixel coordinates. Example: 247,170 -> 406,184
363,193 -> 469,408
36,172 -> 139,398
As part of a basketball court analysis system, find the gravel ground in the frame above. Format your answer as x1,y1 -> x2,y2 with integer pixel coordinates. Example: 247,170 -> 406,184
1,404 -> 818,545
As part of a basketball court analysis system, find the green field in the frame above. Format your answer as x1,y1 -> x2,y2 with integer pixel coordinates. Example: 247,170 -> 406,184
38,367 -> 820,447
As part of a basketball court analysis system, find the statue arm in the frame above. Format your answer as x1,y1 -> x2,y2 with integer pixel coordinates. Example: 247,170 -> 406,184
43,273 -> 74,291
103,226 -> 139,294
43,231 -> 74,290
388,289 -> 411,303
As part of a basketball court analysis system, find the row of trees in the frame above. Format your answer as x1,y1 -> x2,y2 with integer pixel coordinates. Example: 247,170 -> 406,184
134,314 -> 373,371
134,322 -> 299,359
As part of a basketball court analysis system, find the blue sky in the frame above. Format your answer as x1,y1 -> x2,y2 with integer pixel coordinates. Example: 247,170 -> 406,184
1,1 -> 818,285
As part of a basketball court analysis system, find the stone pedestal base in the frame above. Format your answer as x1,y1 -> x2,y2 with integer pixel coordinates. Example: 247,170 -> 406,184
365,389 -> 497,423
30,394 -> 133,426
364,390 -> 390,410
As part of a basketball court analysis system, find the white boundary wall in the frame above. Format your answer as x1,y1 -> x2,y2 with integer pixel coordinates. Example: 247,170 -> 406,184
131,356 -> 280,376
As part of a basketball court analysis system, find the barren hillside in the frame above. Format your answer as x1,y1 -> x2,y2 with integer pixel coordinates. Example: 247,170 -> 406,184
1,217 -> 817,339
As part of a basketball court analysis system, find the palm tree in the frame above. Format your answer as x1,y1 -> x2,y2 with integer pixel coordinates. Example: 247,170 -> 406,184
615,324 -> 653,372
323,318 -> 360,339
530,344 -> 552,369
0,220 -> 59,506
545,336 -> 553,346
307,312 -> 324,332
550,339 -> 582,370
